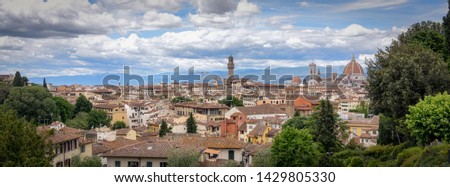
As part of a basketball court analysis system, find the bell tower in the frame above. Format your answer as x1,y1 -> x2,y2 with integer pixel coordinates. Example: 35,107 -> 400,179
228,55 -> 234,79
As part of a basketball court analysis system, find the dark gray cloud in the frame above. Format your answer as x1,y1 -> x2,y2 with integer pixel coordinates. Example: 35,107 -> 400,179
0,14 -> 108,38
196,0 -> 237,14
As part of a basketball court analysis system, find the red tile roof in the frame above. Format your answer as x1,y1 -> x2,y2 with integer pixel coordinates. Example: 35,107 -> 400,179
93,138 -> 142,155
101,141 -> 172,158
174,136 -> 245,149
236,104 -> 286,116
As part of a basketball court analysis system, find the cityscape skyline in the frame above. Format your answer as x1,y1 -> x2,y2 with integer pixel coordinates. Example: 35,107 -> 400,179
0,0 -> 447,79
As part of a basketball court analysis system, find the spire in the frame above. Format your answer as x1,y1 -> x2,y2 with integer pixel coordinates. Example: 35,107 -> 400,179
352,54 -> 356,62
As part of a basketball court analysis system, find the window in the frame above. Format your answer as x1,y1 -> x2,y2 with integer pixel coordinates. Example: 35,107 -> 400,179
146,161 -> 152,167
80,145 -> 85,153
209,154 -> 218,159
115,161 -> 121,167
160,162 -> 168,167
228,150 -> 235,160
128,161 -> 139,167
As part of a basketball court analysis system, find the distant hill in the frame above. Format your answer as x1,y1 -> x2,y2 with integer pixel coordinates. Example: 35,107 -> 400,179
29,65 -> 349,86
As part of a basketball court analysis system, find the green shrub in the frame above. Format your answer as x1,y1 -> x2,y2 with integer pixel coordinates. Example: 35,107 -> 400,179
347,156 -> 364,167
415,144 -> 450,167
396,147 -> 423,167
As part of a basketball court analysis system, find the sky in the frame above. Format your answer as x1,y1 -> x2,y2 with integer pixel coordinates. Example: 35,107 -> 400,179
0,0 -> 448,79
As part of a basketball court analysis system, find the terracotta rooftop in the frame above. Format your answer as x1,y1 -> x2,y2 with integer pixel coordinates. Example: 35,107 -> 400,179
238,122 -> 247,132
248,121 -> 268,137
116,128 -> 132,135
174,102 -> 228,109
93,138 -> 142,155
174,136 -> 245,149
263,116 -> 287,125
93,104 -> 122,109
101,141 -> 172,158
244,143 -> 272,156
266,128 -> 281,137
37,126 -> 83,144
133,126 -> 149,133
236,104 -> 287,116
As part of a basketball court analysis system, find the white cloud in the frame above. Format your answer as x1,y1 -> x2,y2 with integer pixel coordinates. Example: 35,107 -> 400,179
0,0 -> 183,38
336,0 -> 408,12
299,1 -> 309,7
358,54 -> 375,63
286,38 -> 318,49
0,23 -> 400,77
235,0 -> 260,16
141,11 -> 183,29
189,0 -> 260,28
0,37 -> 25,50
340,24 -> 380,36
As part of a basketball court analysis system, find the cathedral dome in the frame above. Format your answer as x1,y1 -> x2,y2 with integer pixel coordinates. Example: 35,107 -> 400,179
343,55 -> 364,75
292,76 -> 301,83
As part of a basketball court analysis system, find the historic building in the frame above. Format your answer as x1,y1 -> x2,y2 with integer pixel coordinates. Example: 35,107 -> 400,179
341,54 -> 365,87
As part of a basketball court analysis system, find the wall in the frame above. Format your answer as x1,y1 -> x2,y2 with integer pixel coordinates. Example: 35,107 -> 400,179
217,148 -> 243,162
107,157 -> 168,167
80,143 -> 93,159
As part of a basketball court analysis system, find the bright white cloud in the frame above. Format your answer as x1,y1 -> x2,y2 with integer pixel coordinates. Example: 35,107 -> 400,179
235,0 -> 260,16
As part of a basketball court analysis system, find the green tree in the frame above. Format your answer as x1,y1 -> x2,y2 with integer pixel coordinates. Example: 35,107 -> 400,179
293,110 -> 300,117
22,76 -> 29,86
0,107 -> 54,166
12,71 -> 23,87
74,94 -> 92,114
377,115 -> 398,145
43,78 -> 47,88
167,147 -> 200,167
406,92 -> 450,145
251,147 -> 274,167
112,121 -> 127,130
271,128 -> 322,167
186,112 -> 197,134
87,109 -> 111,129
53,97 -> 74,123
367,42 -> 450,144
444,1 -> 450,61
71,155 -> 102,167
219,96 -> 243,107
283,115 -> 313,130
0,82 -> 12,104
312,99 -> 341,152
4,86 -> 59,124
349,101 -> 369,118
159,119 -> 172,137
398,21 -> 446,57
66,112 -> 89,130
171,96 -> 192,103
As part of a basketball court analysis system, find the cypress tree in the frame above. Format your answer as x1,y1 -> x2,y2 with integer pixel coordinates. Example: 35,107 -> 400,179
43,78 -> 47,88
186,113 -> 197,134
12,71 -> 23,87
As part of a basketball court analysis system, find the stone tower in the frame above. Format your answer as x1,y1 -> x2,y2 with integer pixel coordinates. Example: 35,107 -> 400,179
228,55 -> 234,79
309,62 -> 316,75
